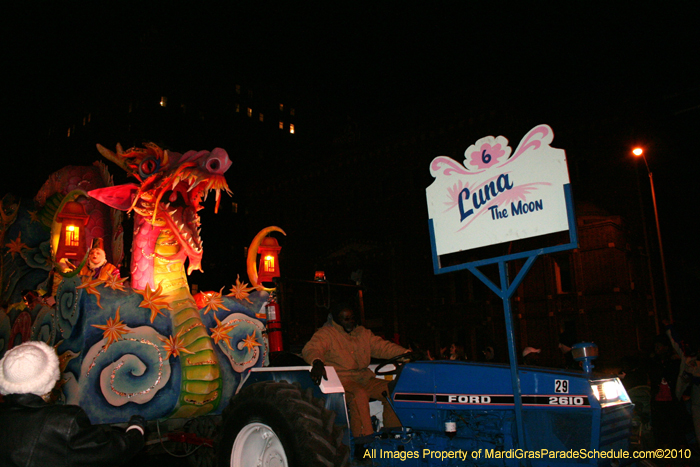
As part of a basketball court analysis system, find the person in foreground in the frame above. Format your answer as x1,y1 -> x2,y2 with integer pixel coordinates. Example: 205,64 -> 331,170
302,301 -> 408,438
0,341 -> 145,467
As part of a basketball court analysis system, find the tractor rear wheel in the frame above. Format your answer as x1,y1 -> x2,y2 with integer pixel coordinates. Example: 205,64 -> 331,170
217,381 -> 348,467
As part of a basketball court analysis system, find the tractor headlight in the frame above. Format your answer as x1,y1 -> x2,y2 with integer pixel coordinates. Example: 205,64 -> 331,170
590,378 -> 630,407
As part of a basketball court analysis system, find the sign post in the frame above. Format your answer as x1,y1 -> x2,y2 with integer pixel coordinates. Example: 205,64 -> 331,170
425,124 -> 578,451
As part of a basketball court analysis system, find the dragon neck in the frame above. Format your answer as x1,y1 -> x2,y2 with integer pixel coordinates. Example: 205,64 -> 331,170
132,216 -> 222,417
131,217 -> 189,292
153,227 -> 189,295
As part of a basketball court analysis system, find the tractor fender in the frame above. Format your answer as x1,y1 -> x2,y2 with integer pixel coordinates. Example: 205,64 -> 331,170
237,365 -> 350,431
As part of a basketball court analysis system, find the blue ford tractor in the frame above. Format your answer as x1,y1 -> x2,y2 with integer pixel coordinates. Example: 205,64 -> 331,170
220,346 -> 633,467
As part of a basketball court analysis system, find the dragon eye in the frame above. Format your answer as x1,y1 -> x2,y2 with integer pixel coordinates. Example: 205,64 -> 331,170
207,159 -> 220,172
139,157 -> 161,178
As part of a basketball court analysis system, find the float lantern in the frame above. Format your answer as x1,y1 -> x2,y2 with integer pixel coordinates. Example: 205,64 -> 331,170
257,236 -> 281,283
55,201 -> 90,262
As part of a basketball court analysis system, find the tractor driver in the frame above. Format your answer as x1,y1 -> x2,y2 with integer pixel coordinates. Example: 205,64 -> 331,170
302,302 -> 408,438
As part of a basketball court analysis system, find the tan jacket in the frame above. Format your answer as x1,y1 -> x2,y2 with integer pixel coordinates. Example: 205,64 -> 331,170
302,321 -> 407,379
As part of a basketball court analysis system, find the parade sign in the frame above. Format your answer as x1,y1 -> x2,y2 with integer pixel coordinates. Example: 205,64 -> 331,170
426,124 -> 571,256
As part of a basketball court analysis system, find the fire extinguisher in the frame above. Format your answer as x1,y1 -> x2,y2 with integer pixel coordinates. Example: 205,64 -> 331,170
265,298 -> 283,352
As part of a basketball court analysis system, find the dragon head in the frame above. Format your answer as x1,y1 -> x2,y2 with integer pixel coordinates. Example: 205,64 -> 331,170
89,143 -> 232,275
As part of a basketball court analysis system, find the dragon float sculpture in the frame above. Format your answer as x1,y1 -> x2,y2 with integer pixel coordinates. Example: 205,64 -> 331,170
0,143 -> 272,423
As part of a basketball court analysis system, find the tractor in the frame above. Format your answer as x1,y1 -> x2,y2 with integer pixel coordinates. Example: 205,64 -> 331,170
221,346 -> 633,466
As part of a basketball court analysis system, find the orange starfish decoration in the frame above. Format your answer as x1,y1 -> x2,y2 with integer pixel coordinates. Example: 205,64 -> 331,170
158,328 -> 195,359
77,277 -> 105,308
210,314 -> 238,349
135,283 -> 172,323
103,273 -> 129,292
240,332 -> 262,353
28,210 -> 40,223
5,232 -> 28,259
202,287 -> 230,315
227,274 -> 255,303
92,307 -> 131,349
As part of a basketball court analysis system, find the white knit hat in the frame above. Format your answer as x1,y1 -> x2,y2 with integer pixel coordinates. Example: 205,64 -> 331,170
0,341 -> 60,396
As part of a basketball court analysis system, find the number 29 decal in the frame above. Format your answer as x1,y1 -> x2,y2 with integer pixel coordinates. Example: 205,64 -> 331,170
554,379 -> 569,393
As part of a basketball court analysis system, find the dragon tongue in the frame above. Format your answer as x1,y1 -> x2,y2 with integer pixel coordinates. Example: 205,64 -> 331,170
214,189 -> 221,213
187,258 -> 203,275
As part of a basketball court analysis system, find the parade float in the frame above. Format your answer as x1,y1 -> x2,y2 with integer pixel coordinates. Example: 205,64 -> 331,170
0,142 -> 350,467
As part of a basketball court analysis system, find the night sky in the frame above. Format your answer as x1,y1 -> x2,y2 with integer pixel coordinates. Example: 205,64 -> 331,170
3,3 -> 700,315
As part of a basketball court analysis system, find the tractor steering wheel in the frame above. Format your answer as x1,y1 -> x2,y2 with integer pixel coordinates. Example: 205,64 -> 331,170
374,352 -> 416,376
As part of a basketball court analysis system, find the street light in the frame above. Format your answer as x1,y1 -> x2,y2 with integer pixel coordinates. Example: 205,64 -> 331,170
633,147 -> 673,323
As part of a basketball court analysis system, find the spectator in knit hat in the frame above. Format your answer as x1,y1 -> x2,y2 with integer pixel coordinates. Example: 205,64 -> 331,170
0,341 -> 145,467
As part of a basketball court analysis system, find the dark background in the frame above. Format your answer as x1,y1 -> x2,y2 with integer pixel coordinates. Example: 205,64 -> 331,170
3,2 -> 700,341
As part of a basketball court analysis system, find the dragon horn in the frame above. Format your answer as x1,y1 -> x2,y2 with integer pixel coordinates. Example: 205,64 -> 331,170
97,143 -> 130,172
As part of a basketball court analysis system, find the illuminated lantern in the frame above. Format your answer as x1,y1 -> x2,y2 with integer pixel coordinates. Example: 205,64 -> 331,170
55,201 -> 89,263
257,236 -> 281,284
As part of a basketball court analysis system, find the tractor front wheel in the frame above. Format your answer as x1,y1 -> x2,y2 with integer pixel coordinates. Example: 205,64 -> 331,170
230,421 -> 288,467
217,381 -> 348,467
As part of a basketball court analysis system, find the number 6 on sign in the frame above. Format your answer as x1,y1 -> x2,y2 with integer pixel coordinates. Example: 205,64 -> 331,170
555,379 -> 569,393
